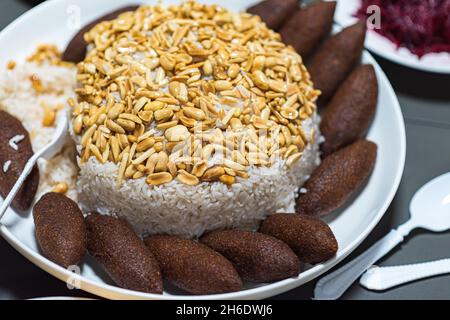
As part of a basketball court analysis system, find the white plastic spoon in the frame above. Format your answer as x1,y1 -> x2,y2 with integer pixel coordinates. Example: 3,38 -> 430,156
314,172 -> 450,300
360,259 -> 450,291
0,110 -> 68,220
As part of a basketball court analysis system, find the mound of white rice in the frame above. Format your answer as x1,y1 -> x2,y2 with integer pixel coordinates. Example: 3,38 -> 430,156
77,115 -> 321,238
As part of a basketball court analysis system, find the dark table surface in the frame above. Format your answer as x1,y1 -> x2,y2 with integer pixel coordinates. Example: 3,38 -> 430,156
1,0 -> 450,300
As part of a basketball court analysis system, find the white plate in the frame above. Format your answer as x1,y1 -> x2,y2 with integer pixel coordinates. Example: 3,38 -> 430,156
331,0 -> 450,74
0,0 -> 406,300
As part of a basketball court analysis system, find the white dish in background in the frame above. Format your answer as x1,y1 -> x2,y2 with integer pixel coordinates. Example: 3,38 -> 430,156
330,0 -> 450,74
0,0 -> 406,300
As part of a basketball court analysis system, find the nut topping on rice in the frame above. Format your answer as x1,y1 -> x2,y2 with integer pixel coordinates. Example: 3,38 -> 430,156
71,0 -> 320,187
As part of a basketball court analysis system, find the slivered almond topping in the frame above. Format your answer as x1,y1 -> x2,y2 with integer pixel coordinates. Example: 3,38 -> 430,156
71,0 -> 318,186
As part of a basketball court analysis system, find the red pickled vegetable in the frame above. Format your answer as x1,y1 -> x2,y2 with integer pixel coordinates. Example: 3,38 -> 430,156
355,0 -> 450,58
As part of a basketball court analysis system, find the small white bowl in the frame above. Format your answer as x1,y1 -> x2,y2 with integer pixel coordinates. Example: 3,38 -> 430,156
330,0 -> 450,74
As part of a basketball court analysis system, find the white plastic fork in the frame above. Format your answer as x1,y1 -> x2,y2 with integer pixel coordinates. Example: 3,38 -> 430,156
360,259 -> 450,291
314,172 -> 450,300
0,110 -> 68,220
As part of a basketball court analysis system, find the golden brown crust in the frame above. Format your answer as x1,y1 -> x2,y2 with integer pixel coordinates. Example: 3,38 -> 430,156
320,64 -> 378,156
33,193 -> 87,268
260,213 -> 338,264
200,230 -> 300,283
308,21 -> 366,104
296,140 -> 377,217
247,0 -> 300,30
86,214 -> 163,294
280,1 -> 336,58
144,235 -> 242,295
0,110 -> 39,211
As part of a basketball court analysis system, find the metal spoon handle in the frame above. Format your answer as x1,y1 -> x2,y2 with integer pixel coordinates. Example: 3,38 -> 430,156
0,154 -> 39,220
0,112 -> 68,221
360,259 -> 450,291
314,229 -> 405,300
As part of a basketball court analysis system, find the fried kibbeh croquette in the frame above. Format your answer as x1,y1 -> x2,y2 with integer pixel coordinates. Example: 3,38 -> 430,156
308,21 -> 366,104
33,193 -> 87,268
280,1 -> 336,58
261,213 -> 338,264
33,192 -> 87,268
201,230 -> 300,283
144,235 -> 243,295
86,214 -> 163,294
321,64 -> 378,156
297,140 -> 377,217
247,0 -> 300,30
